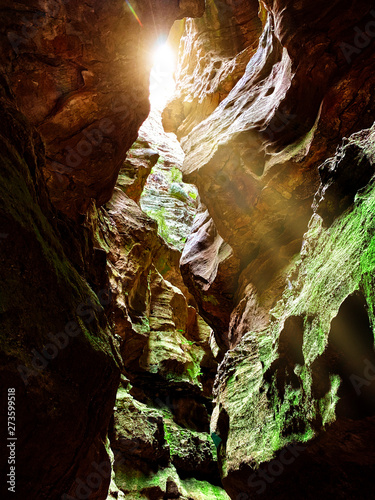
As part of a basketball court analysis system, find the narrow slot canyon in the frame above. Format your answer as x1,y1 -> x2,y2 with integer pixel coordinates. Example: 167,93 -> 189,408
1,1 -> 375,499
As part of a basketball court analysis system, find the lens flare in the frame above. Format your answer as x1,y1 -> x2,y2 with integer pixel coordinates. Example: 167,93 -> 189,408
125,0 -> 143,27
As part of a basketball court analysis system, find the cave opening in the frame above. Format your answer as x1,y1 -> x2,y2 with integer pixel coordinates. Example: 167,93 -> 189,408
134,23 -> 200,251
149,37 -> 177,111
329,293 -> 375,420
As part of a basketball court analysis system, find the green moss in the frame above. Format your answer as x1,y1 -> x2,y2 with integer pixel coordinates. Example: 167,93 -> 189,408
0,128 -> 120,375
133,315 -> 151,335
216,179 -> 375,475
180,477 -> 230,499
146,206 -> 175,246
202,294 -> 219,306
170,166 -> 182,183
115,461 -> 229,499
319,374 -> 341,427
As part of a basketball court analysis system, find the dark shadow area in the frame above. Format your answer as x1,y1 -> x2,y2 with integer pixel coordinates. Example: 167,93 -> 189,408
311,292 -> 375,419
265,316 -> 305,398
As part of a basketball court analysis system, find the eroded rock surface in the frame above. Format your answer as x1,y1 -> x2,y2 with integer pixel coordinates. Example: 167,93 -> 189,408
87,182 -> 228,497
162,2 -> 375,498
172,1 -> 375,354
139,109 -> 199,250
180,210 -> 240,350
163,0 -> 263,139
0,76 -> 121,500
2,0 -> 375,499
0,0 -> 204,218
212,124 -> 375,499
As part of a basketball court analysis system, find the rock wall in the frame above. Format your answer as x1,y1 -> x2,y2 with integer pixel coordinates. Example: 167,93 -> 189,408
138,108 -> 199,251
0,1 -> 208,499
2,0 -> 375,499
0,75 -> 121,500
0,0 -> 204,218
213,125 -> 375,499
163,0 -> 263,139
166,0 -> 375,498
172,1 -> 375,349
87,176 -> 229,498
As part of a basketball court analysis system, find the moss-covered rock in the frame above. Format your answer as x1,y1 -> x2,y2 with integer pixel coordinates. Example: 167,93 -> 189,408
164,413 -> 219,481
112,386 -> 169,464
0,78 -> 121,499
212,124 -> 375,499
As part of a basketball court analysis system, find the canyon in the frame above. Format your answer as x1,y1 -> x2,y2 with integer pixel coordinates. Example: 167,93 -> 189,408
0,0 -> 375,499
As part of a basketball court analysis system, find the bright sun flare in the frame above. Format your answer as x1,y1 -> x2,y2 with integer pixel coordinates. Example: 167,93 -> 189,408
152,42 -> 175,73
149,42 -> 176,110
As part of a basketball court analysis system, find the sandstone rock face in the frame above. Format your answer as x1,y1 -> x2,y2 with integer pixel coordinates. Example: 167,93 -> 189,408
2,0 -> 375,499
0,0 -> 204,218
139,109 -> 199,251
88,181 -> 228,497
212,124 -> 375,498
117,138 -> 159,203
173,1 -> 375,353
163,0 -> 263,139
180,210 -> 240,351
0,77 -> 121,500
181,4 -> 375,264
161,1 -> 375,498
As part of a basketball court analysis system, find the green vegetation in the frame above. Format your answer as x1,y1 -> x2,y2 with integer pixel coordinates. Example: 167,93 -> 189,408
169,182 -> 189,202
146,206 -> 173,245
216,176 -> 375,475
170,166 -> 182,183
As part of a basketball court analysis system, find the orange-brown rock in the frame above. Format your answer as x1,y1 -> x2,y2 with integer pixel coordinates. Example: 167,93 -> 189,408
0,0 -> 205,218
163,0 -> 263,139
0,75 -> 121,500
180,210 -> 240,350
175,1 -> 375,351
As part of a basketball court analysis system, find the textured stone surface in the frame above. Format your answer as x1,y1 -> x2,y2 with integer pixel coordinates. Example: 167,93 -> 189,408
180,210 -> 240,350
114,461 -> 230,500
95,187 -> 214,393
117,139 -> 159,203
163,0 -> 262,139
90,182 -> 226,496
175,1 -> 375,356
164,412 -> 219,481
112,386 -> 168,464
139,108 -> 199,250
0,77 -> 121,500
2,1 -> 375,499
212,124 -> 375,499
0,0 -> 205,218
